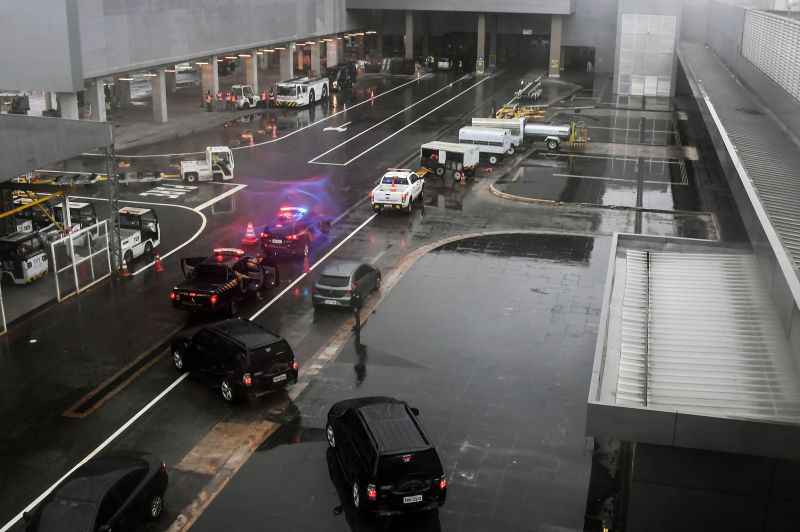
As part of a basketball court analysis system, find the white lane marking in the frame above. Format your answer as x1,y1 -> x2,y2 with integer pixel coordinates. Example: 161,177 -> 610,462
248,213 -> 378,321
139,184 -> 198,199
323,121 -> 352,132
0,373 -> 190,532
71,195 -> 208,277
308,77 -> 471,164
314,75 -> 495,167
93,77 -> 428,159
193,184 -> 248,212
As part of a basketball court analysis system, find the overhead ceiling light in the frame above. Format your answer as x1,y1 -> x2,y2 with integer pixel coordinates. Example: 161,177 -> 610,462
164,69 -> 177,73
266,48 -> 276,52
142,73 -> 158,78
366,30 -> 377,35
256,51 -> 264,55
305,41 -> 315,45
275,47 -> 286,51
355,32 -> 365,36
337,37 -> 344,40
195,61 -> 209,65
318,40 -> 326,44
216,59 -> 223,62
225,56 -> 237,59
238,53 -> 251,58
118,77 -> 134,81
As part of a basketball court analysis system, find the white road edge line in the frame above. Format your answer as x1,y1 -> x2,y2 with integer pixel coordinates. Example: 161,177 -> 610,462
193,184 -> 247,212
316,75 -> 494,167
248,213 -> 378,321
308,77 -> 470,164
0,373 -> 190,532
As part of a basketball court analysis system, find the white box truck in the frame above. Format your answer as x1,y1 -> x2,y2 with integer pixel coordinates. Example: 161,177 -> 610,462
180,146 -> 235,183
458,126 -> 514,165
420,141 -> 480,181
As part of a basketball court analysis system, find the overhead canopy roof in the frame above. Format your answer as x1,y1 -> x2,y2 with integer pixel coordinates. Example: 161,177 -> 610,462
588,234 -> 800,461
0,115 -> 112,181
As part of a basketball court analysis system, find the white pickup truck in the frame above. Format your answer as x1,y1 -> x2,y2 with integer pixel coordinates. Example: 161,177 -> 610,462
370,169 -> 427,213
180,146 -> 235,183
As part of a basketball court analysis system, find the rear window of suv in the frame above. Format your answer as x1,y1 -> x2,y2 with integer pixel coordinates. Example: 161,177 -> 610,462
319,275 -> 350,287
377,449 -> 441,482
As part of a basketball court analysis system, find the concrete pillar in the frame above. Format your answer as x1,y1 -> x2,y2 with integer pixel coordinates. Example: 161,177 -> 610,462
166,70 -> 177,94
200,56 -> 219,100
310,44 -> 321,76
88,79 -> 107,122
476,14 -> 486,74
113,76 -> 131,109
57,92 -> 79,120
245,50 -> 258,92
280,44 -> 295,80
549,15 -> 563,78
489,15 -> 498,69
327,38 -> 340,68
44,91 -> 57,111
404,11 -> 414,60
151,70 -> 168,123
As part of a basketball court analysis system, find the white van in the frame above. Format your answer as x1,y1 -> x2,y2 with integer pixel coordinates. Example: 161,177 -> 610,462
471,117 -> 525,149
458,126 -> 513,165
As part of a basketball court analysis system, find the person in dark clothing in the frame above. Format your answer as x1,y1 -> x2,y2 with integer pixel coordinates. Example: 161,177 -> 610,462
351,288 -> 362,332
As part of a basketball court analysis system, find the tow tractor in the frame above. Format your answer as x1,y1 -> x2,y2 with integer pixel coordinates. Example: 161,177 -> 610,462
0,231 -> 48,284
119,207 -> 160,266
180,146 -> 235,184
230,84 -> 262,109
171,248 -> 279,316
274,76 -> 329,107
370,169 -> 428,213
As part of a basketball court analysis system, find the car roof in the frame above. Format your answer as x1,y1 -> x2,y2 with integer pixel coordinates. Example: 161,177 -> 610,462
319,260 -> 363,277
56,454 -> 150,503
357,401 -> 430,454
208,319 -> 281,350
381,171 -> 412,180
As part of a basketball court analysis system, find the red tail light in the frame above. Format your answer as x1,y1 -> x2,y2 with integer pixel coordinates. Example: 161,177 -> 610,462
210,294 -> 219,305
286,234 -> 299,241
260,232 -> 268,238
292,361 -> 299,371
438,478 -> 447,490
367,484 -> 377,502
160,462 -> 167,474
242,373 -> 252,387
169,291 -> 177,301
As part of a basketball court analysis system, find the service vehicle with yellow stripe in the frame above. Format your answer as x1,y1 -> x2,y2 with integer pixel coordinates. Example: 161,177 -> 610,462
274,76 -> 329,108
171,248 -> 279,317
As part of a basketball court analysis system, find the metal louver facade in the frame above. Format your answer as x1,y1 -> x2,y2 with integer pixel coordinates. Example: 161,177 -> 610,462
742,10 -> 800,103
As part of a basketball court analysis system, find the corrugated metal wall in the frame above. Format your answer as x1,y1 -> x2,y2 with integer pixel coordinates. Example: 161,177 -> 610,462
742,10 -> 800,103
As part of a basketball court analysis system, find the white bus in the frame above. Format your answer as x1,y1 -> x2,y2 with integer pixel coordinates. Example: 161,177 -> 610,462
458,126 -> 513,165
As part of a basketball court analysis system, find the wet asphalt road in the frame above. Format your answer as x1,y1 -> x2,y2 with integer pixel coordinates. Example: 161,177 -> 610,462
0,66 -> 749,532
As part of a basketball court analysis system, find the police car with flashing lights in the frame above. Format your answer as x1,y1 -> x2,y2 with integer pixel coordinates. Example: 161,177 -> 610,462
370,169 -> 427,213
171,248 -> 279,317
260,207 -> 332,257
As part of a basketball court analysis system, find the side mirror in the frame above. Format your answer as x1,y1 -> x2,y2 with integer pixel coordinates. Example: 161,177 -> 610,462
410,407 -> 420,416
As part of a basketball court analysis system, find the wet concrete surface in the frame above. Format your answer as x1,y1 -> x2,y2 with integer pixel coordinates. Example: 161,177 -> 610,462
0,62 -> 753,532
193,233 -> 609,532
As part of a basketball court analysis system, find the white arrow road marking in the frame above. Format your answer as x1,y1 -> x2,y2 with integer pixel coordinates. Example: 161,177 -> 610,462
323,121 -> 352,133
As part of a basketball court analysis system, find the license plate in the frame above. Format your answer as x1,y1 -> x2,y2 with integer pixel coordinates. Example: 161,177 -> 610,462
403,495 -> 423,504
273,373 -> 287,383
324,300 -> 339,306
271,239 -> 283,244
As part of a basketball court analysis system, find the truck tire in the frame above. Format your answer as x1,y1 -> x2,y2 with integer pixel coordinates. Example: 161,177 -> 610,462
123,250 -> 133,267
454,170 -> 464,182
309,90 -> 315,104
322,85 -> 328,100
435,167 -> 445,177
489,155 -> 499,165
546,139 -> 559,151
185,172 -> 199,184
507,145 -> 516,155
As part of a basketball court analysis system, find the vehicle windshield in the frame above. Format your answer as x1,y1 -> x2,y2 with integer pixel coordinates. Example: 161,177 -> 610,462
381,176 -> 409,186
243,86 -> 254,98
119,214 -> 141,230
318,275 -> 350,287
193,264 -> 229,284
377,449 -> 441,482
277,85 -> 296,97
37,498 -> 98,532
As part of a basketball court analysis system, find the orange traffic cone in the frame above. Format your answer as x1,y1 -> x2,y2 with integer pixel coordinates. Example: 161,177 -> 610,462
154,254 -> 164,272
242,222 -> 258,245
120,259 -> 130,278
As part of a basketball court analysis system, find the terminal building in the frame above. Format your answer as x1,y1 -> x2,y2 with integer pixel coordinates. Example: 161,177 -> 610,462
2,1 -> 800,531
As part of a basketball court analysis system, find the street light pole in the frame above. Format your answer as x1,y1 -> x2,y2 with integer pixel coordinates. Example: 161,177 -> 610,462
104,145 -> 121,272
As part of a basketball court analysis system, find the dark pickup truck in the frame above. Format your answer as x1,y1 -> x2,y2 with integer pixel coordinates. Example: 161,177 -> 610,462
170,248 -> 278,316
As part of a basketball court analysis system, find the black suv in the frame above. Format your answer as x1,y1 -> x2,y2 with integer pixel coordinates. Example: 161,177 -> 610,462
326,397 -> 447,515
171,319 -> 298,403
